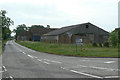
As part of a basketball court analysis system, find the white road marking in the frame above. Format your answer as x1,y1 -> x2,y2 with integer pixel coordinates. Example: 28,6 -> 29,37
32,56 -> 38,58
43,61 -> 50,64
70,70 -> 103,78
81,60 -> 90,61
78,65 -> 87,68
61,67 -> 103,78
104,76 -> 120,78
38,59 -> 42,62
27,55 -> 34,58
23,52 -> 37,58
78,65 -> 118,71
10,77 -> 13,79
80,60 -> 116,64
60,67 -> 69,70
37,59 -> 50,64
104,61 -> 115,64
2,66 -> 7,71
6,76 -> 14,80
44,59 -> 62,64
90,66 -> 118,71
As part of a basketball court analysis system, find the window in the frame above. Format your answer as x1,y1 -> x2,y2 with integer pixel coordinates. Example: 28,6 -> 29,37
86,25 -> 89,28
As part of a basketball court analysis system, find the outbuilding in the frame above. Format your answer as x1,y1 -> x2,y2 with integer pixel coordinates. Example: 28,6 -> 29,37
17,28 -> 57,41
41,22 -> 109,43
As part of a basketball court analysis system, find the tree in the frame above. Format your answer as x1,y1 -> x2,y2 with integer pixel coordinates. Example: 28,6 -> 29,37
2,27 -> 11,40
0,10 -> 14,40
29,25 -> 44,30
1,10 -> 14,28
46,25 -> 50,28
13,24 -> 28,39
109,28 -> 119,47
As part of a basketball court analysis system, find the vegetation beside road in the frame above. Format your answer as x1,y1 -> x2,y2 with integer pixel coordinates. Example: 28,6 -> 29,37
0,10 -> 14,55
16,41 -> 119,57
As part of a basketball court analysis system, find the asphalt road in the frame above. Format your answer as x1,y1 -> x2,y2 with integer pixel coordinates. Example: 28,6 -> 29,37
1,40 -> 119,79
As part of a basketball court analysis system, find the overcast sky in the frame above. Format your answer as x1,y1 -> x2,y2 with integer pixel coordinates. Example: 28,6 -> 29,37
0,0 -> 119,35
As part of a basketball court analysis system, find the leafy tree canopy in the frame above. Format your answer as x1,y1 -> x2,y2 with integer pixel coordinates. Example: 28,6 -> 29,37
0,10 -> 14,40
13,24 -> 28,37
29,25 -> 44,30
0,10 -> 14,28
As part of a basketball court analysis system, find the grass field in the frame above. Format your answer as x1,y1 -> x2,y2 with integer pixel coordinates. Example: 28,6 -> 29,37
16,41 -> 119,57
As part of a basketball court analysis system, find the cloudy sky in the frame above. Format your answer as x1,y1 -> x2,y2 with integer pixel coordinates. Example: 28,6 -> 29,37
0,0 -> 119,35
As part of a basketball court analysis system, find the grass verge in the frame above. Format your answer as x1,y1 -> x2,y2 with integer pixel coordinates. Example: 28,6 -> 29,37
16,41 -> 119,57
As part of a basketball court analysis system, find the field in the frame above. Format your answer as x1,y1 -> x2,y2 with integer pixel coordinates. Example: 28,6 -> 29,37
16,41 -> 119,57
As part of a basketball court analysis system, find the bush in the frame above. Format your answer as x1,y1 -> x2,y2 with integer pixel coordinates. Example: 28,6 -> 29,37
99,43 -> 102,47
92,42 -> 97,47
103,42 -> 109,47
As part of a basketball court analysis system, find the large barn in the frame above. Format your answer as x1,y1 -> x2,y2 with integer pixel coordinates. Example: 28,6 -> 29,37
41,22 -> 109,43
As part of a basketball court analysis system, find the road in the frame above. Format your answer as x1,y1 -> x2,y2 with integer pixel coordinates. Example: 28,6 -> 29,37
1,40 -> 119,79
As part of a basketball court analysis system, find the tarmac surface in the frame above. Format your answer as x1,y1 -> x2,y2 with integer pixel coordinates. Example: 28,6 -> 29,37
1,40 -> 119,79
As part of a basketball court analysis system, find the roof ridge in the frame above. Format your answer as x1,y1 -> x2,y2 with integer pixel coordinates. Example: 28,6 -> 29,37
44,22 -> 108,36
61,22 -> 90,28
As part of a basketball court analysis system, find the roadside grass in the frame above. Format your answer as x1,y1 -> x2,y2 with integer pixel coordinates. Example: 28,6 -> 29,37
1,39 -> 10,55
16,41 -> 119,57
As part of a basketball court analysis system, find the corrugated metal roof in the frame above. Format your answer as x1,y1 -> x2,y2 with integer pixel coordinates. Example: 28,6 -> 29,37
30,28 -> 56,36
45,22 -> 109,36
44,23 -> 88,36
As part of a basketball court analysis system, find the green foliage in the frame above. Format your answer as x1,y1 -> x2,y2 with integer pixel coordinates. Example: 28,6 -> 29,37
2,27 -> 11,40
99,43 -> 102,47
13,24 -> 45,40
109,28 -> 119,47
92,42 -> 97,47
119,30 -> 120,44
103,42 -> 109,47
0,10 -> 14,28
16,41 -> 119,57
29,25 -> 44,30
0,10 -> 14,40
13,24 -> 28,39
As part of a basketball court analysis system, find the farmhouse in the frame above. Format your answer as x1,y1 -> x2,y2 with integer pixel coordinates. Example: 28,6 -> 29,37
41,22 -> 109,43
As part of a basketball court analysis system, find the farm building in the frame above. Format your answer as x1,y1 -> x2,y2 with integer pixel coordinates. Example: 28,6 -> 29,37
41,22 -> 109,43
17,28 -> 56,41
17,31 -> 32,41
